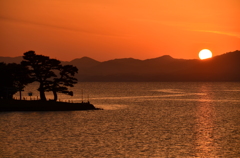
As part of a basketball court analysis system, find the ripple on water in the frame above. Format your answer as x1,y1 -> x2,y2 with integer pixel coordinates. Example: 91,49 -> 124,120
2,82 -> 240,157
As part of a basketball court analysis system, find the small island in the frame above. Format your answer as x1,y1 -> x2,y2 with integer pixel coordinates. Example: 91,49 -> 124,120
0,51 -> 100,112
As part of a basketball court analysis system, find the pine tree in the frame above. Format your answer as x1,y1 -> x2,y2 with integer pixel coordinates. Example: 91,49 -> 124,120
47,65 -> 78,101
21,51 -> 78,101
21,51 -> 61,101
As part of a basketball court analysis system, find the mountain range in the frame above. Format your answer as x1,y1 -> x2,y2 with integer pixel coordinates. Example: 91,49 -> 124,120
1,50 -> 239,81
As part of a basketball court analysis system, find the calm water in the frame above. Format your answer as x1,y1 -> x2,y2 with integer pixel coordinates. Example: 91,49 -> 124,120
1,82 -> 240,157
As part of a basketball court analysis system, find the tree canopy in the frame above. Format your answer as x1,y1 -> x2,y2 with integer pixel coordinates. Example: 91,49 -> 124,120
21,51 -> 78,101
46,65 -> 78,101
0,62 -> 32,99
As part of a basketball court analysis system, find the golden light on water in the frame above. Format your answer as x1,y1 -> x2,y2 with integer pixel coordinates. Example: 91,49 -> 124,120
195,85 -> 218,157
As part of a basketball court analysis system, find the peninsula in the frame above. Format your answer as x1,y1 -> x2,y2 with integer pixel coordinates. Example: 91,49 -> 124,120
0,100 -> 99,112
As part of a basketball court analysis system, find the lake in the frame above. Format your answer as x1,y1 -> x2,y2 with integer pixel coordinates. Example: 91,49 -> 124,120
1,82 -> 240,157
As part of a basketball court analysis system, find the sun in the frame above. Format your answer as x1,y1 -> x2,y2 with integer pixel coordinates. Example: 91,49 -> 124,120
198,49 -> 212,60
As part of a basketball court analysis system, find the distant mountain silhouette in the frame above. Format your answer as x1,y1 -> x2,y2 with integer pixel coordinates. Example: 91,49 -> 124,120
0,56 -> 23,64
1,50 -> 239,81
62,56 -> 100,68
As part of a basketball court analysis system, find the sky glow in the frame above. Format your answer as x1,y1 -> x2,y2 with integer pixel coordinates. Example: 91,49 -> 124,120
0,0 -> 239,61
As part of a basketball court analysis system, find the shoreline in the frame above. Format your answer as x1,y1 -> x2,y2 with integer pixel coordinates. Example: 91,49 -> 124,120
0,100 -> 101,112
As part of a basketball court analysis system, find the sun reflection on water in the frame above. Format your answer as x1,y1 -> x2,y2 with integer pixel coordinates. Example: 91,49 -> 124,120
195,85 -> 218,157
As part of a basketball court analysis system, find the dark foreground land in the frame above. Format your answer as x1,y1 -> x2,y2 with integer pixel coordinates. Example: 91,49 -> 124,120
0,100 -> 100,112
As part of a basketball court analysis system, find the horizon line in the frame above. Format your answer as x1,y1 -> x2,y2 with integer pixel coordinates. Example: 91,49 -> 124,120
0,50 -> 239,62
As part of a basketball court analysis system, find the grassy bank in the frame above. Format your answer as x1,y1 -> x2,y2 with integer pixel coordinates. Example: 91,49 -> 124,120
0,100 -> 100,111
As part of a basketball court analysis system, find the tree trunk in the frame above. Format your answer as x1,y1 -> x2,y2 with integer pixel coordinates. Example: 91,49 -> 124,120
40,90 -> 46,101
19,90 -> 22,100
53,90 -> 57,102
39,83 -> 46,101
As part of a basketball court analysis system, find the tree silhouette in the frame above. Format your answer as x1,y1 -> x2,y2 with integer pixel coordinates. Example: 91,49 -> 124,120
46,65 -> 78,101
21,51 -> 61,101
0,62 -> 32,99
21,51 -> 78,101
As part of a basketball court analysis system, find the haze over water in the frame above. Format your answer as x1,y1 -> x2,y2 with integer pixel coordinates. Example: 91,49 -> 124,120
1,82 -> 240,157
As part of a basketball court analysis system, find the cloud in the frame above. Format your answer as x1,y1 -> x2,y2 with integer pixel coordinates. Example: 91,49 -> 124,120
193,30 -> 240,38
0,16 -> 127,38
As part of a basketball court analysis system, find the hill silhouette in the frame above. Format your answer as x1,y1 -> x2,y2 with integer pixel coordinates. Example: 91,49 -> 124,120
0,56 -> 23,64
1,50 -> 239,81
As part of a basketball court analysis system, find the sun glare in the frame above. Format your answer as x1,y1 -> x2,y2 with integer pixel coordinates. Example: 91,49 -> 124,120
199,49 -> 212,60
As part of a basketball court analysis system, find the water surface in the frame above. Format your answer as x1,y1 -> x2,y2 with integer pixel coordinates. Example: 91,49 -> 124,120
1,82 -> 240,157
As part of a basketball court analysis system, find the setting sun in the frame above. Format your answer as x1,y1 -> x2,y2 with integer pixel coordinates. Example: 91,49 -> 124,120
199,49 -> 213,60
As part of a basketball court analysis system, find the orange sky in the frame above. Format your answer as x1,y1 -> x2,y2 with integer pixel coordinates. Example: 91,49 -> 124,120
0,0 -> 239,61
